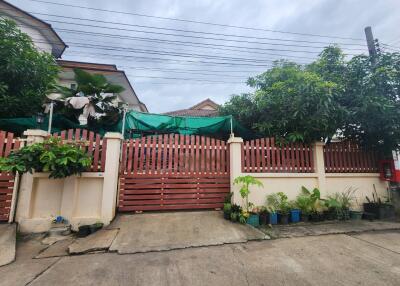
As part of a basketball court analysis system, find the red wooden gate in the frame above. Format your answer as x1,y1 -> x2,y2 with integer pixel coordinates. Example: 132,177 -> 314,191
119,134 -> 230,211
0,131 -> 21,222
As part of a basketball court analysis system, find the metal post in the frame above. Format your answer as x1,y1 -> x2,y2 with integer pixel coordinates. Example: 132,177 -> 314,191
121,106 -> 127,138
47,101 -> 54,134
230,115 -> 234,137
365,26 -> 377,65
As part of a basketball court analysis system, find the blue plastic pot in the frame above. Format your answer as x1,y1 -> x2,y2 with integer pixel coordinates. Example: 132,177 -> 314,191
269,212 -> 278,225
247,214 -> 260,227
290,209 -> 301,223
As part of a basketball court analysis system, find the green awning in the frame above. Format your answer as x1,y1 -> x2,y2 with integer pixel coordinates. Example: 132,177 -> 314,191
124,111 -> 254,139
0,111 -> 255,139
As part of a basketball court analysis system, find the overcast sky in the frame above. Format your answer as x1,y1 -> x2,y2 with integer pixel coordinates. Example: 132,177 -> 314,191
8,0 -> 400,113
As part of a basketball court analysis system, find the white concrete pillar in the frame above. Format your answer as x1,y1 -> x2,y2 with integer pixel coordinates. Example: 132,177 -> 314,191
23,129 -> 48,144
15,130 -> 49,229
312,142 -> 327,195
100,132 -> 123,225
228,136 -> 243,205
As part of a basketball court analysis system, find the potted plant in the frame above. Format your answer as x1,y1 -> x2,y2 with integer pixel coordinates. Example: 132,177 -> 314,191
289,201 -> 301,223
230,204 -> 242,222
300,187 -> 325,222
233,175 -> 263,225
338,188 -> 356,220
266,193 -> 279,225
223,203 -> 232,220
246,204 -> 260,227
277,192 -> 291,224
295,194 -> 312,222
363,186 -> 395,219
349,198 -> 363,220
324,193 -> 342,220
259,206 -> 269,225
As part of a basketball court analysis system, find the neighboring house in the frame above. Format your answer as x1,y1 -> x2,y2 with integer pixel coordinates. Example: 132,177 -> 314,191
0,0 -> 147,112
57,60 -> 148,112
164,99 -> 219,117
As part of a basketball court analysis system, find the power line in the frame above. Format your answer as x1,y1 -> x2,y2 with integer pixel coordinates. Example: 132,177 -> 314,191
9,14 -> 366,51
11,9 -> 368,48
24,35 -> 309,66
26,0 -> 365,42
9,18 -> 363,56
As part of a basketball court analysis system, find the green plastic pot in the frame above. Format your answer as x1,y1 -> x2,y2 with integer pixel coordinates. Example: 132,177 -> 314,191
350,210 -> 363,220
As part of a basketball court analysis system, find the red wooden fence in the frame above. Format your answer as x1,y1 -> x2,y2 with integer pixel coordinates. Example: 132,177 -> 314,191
119,134 -> 230,211
0,131 -> 21,221
53,129 -> 107,172
242,138 -> 314,173
324,141 -> 379,173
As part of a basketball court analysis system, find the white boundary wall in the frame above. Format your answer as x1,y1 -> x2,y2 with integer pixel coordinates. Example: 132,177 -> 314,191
228,137 -> 389,210
14,130 -> 122,233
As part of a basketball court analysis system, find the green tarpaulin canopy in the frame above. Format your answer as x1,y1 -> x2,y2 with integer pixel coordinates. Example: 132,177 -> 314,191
124,111 -> 254,139
0,111 -> 255,139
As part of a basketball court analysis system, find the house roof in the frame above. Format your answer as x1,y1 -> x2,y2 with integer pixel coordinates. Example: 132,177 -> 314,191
57,60 -> 148,113
164,98 -> 219,117
57,60 -> 118,72
0,0 -> 67,58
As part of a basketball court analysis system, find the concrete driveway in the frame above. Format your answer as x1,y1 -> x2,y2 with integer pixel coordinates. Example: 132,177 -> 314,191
2,231 -> 400,286
109,211 -> 267,253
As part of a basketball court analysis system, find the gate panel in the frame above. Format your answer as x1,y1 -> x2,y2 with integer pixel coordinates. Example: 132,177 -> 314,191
119,134 -> 230,211
0,131 -> 20,221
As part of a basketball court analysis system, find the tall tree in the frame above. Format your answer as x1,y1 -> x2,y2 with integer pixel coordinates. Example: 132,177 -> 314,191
220,47 -> 400,152
0,18 -> 58,118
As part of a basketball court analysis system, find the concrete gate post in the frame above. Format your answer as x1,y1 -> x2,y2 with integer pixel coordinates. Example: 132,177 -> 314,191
227,136 -> 244,205
101,132 -> 123,225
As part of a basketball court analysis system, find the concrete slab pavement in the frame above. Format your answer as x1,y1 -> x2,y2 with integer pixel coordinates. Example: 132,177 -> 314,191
69,229 -> 119,254
351,231 -> 400,254
0,235 -> 59,286
0,224 -> 16,266
262,220 -> 400,239
109,211 -> 267,254
26,233 -> 400,286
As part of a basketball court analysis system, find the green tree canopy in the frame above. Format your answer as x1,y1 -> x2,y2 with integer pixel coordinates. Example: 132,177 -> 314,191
220,46 -> 400,153
0,18 -> 59,118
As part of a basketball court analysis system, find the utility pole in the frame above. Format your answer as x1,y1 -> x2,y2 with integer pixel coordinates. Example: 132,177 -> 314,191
364,26 -> 377,64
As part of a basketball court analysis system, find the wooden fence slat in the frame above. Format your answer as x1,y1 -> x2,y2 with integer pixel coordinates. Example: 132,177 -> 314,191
0,131 -> 5,158
92,134 -> 101,172
216,140 -> 221,173
4,132 -> 13,157
210,138 -> 216,173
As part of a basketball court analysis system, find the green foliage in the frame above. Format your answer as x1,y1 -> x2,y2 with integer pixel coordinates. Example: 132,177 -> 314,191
0,138 -> 92,179
220,46 -> 400,152
0,18 -> 59,118
299,186 -> 325,213
265,192 -> 291,214
223,203 -> 232,213
54,68 -> 125,126
295,195 -> 313,215
233,175 -> 263,212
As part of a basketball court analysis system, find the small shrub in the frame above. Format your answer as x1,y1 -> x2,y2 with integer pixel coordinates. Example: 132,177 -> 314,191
0,138 -> 92,179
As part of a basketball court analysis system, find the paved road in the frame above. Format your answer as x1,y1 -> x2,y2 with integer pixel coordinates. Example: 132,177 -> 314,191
1,231 -> 400,286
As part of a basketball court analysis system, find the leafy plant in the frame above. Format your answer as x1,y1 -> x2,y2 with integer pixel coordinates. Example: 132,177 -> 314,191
295,195 -> 313,215
266,193 -> 280,213
266,192 -> 291,215
0,19 -> 59,118
233,175 -> 263,212
0,138 -> 92,179
339,187 -> 357,210
300,186 -> 325,213
223,203 -> 232,213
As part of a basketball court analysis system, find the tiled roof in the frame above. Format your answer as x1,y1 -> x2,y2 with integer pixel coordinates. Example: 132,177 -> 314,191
164,108 -> 219,117
164,98 -> 220,117
57,60 -> 118,72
